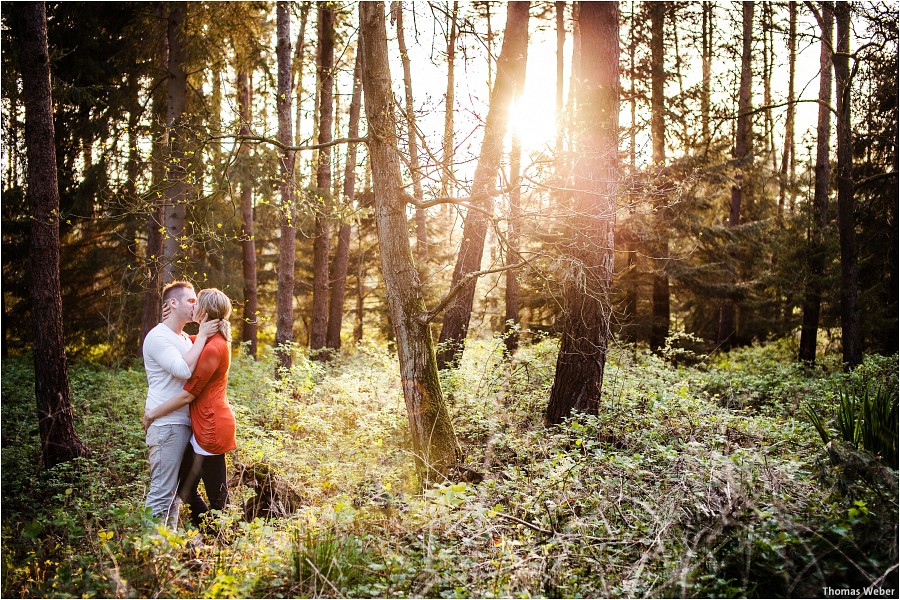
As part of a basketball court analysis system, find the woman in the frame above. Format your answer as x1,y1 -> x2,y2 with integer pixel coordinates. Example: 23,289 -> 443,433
143,288 -> 236,531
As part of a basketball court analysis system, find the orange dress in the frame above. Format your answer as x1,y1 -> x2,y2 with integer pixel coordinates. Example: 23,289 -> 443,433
183,334 -> 235,454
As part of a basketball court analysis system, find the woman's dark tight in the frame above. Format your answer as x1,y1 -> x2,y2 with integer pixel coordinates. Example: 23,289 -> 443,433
177,444 -> 228,530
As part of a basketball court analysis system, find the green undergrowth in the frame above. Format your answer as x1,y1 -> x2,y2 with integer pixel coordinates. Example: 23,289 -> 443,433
1,338 -> 897,598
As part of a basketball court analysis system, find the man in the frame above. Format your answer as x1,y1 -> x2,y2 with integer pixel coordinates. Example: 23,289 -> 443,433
142,280 -> 219,528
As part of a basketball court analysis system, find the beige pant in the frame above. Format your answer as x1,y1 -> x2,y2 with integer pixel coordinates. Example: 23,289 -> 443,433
145,423 -> 191,529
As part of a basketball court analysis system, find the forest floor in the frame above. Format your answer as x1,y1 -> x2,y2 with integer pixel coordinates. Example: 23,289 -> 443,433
1,336 -> 897,598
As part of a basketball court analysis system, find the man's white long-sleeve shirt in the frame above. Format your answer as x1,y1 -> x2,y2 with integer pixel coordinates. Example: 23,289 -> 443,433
142,322 -> 193,426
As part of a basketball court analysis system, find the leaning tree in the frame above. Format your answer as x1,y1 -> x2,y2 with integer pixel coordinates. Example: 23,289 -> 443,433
358,1 -> 461,479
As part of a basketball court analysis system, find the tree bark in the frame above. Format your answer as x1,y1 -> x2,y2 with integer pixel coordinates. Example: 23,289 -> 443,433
649,1 -> 670,353
833,1 -> 862,368
546,1 -> 619,425
19,1 -> 90,468
358,1 -> 461,480
393,2 -> 428,260
798,1 -> 832,363
161,2 -> 189,283
310,3 -> 335,356
275,1 -> 296,373
326,51 -> 363,350
717,1 -> 754,349
436,1 -> 530,369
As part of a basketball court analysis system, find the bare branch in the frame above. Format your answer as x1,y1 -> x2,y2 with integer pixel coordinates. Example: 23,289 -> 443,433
743,98 -> 838,119
207,133 -> 368,153
420,262 -> 525,325
854,171 -> 897,191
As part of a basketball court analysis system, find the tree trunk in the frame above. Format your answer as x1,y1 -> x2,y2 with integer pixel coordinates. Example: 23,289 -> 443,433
546,1 -> 619,425
649,1 -> 670,353
568,3 -> 581,167
310,3 -> 335,356
19,1 -> 90,468
355,207 -> 368,344
436,1 -> 530,370
504,125 -> 522,355
701,1 -> 712,149
485,2 -> 493,91
441,0 -> 459,210
622,0 -> 638,342
393,2 -> 428,260
834,1 -> 862,368
671,5 -> 689,145
293,3 -> 310,148
358,1 -> 461,480
326,51 -> 363,350
210,69 -> 223,167
140,4 -> 168,352
717,1 -> 754,349
275,1 -> 296,373
161,3 -> 189,283
798,1 -> 832,363
778,1 -> 796,222
555,1 -> 565,164
762,2 -> 776,172
236,70 -> 258,358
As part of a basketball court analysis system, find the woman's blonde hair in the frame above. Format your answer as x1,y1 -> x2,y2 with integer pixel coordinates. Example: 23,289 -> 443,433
197,288 -> 232,341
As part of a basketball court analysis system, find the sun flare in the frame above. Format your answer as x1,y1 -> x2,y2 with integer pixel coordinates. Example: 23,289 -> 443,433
507,92 -> 560,154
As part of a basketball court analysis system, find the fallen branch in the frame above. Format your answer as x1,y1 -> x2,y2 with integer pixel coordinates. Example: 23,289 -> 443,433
495,511 -> 553,535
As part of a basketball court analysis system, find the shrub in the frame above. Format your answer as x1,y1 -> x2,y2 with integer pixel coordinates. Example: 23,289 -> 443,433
806,356 -> 899,469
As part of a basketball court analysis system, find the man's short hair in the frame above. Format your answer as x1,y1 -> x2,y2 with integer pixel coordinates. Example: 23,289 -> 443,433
162,280 -> 194,303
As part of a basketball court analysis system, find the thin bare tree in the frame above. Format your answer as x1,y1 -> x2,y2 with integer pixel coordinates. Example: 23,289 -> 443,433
326,50 -> 363,351
717,1 -> 754,348
778,1 -> 797,221
393,1 -> 428,260
799,1 -> 833,363
649,1 -> 670,352
441,0 -> 460,211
